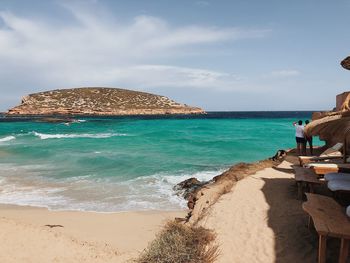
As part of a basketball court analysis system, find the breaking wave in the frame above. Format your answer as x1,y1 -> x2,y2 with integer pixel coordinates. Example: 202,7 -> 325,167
0,165 -> 223,212
0,136 -> 16,142
32,132 -> 127,140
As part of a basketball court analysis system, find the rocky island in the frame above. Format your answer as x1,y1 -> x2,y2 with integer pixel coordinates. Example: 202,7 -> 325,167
7,87 -> 205,116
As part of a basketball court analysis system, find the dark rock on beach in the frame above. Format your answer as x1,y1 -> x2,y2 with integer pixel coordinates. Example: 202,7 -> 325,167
173,177 -> 210,202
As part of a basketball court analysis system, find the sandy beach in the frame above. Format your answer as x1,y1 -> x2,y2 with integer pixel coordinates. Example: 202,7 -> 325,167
0,205 -> 186,263
198,157 -> 318,262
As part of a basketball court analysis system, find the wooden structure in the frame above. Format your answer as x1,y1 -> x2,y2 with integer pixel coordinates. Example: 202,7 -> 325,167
305,113 -> 350,152
299,155 -> 343,166
293,166 -> 324,199
303,193 -> 350,263
307,163 -> 350,175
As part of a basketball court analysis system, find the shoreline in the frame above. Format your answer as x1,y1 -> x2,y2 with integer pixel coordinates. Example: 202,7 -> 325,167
0,203 -> 186,214
0,151 -> 281,263
0,149 -> 313,263
2,149 -> 332,263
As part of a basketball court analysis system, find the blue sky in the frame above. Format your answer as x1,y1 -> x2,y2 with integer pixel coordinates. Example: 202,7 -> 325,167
0,0 -> 349,111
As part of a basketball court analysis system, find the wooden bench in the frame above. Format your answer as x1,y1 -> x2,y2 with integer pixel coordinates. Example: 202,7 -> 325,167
303,193 -> 350,263
293,166 -> 324,199
299,156 -> 343,166
308,164 -> 350,176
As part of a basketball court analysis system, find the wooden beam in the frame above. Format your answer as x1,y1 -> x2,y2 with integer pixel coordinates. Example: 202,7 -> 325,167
343,137 -> 347,164
318,235 -> 327,263
339,239 -> 349,263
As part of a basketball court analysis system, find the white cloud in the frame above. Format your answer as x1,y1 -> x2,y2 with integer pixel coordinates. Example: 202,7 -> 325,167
0,2 -> 270,110
105,64 -> 242,90
263,70 -> 301,78
0,9 -> 268,61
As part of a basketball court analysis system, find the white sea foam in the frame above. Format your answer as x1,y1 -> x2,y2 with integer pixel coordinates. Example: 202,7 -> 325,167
99,169 -> 226,210
0,136 -> 15,142
0,163 -> 225,212
0,184 -> 68,209
160,170 -> 223,184
32,131 -> 127,140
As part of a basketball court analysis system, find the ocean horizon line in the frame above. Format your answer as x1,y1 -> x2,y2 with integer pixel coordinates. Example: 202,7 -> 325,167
0,110 -> 318,121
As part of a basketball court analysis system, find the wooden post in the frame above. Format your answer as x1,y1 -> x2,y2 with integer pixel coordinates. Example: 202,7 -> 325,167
297,182 -> 303,200
339,238 -> 349,263
307,216 -> 313,230
344,138 -> 347,164
309,183 -> 314,193
318,235 -> 327,263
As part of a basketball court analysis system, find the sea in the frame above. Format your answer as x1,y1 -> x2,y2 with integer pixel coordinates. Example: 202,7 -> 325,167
0,111 -> 320,212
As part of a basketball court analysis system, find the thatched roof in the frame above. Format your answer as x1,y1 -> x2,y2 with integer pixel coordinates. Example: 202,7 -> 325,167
341,56 -> 350,70
307,58 -> 350,142
305,91 -> 350,142
305,112 -> 350,142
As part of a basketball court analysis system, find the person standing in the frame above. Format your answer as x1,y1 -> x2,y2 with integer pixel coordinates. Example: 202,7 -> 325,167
293,120 -> 306,155
304,120 -> 313,155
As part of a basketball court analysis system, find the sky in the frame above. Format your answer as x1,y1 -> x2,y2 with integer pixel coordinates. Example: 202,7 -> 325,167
0,0 -> 349,111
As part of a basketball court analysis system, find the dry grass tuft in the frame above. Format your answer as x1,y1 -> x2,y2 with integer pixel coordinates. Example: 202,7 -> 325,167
135,221 -> 219,263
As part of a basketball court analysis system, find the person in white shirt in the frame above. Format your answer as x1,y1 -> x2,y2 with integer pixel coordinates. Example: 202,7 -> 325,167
293,120 -> 306,155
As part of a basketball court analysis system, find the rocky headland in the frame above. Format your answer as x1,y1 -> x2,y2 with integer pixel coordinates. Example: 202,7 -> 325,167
7,87 -> 205,116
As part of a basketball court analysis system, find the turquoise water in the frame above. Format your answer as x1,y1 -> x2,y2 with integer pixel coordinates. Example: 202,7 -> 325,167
0,113 -> 321,211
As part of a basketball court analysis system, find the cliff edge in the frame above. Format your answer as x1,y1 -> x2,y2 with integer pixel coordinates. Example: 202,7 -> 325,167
7,87 -> 205,116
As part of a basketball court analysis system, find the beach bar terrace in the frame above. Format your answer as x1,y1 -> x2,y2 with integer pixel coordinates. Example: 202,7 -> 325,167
295,56 -> 350,263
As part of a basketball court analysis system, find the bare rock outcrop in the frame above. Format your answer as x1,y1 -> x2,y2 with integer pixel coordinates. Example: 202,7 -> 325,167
7,87 -> 205,116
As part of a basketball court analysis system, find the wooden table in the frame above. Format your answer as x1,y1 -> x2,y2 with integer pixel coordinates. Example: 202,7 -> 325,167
303,193 -> 350,263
